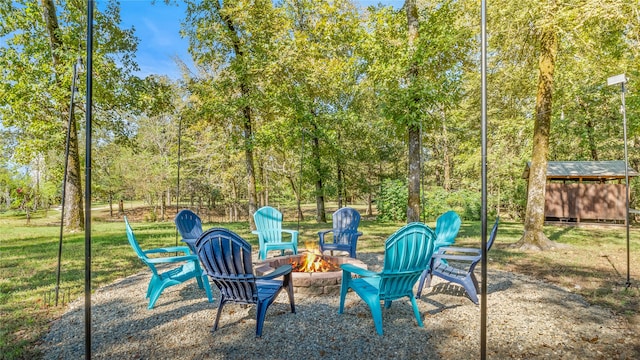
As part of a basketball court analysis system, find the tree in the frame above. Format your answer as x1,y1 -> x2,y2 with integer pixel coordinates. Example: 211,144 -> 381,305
0,0 -> 140,230
183,0 -> 290,229
505,0 -> 638,249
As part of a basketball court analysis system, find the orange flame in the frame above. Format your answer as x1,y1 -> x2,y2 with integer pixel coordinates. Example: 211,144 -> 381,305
291,252 -> 340,272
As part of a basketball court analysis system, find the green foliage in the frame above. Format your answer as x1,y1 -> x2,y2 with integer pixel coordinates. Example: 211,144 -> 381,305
422,187 -> 481,221
377,179 -> 407,222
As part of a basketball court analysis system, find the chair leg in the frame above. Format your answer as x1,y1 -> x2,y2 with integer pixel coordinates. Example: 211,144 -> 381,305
461,276 -> 479,305
284,274 -> 295,313
338,272 -> 350,314
416,269 -> 429,298
148,282 -> 169,310
409,295 -> 424,328
255,302 -> 269,338
366,299 -> 384,335
202,275 -> 214,303
213,299 -> 226,332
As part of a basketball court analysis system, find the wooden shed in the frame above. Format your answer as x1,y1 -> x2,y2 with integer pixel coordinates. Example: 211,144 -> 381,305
522,160 -> 638,224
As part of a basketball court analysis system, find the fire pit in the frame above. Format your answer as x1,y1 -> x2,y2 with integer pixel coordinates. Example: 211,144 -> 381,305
254,252 -> 367,296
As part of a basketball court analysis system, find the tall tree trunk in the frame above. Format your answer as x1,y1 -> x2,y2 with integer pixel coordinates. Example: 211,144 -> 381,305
243,108 -> 258,229
214,0 -> 258,230
311,121 -> 327,223
109,193 -> 113,217
288,176 -> 304,222
517,15 -> 560,250
337,165 -> 344,209
41,0 -> 84,231
406,0 -> 421,223
442,108 -> 451,191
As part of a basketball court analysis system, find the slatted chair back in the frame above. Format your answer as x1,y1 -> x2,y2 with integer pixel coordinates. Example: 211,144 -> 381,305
434,210 -> 461,250
379,223 -> 436,300
196,228 -> 258,304
318,207 -> 362,258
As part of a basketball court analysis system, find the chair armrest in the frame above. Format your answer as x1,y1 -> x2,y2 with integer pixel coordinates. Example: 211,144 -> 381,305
318,229 -> 333,244
281,229 -> 299,243
146,254 -> 199,264
437,246 -> 481,255
433,253 -> 480,262
341,263 -> 379,278
258,264 -> 293,280
144,246 -> 191,256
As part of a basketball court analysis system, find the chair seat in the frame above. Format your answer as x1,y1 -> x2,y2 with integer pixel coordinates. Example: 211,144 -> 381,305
433,260 -> 468,279
256,279 -> 284,301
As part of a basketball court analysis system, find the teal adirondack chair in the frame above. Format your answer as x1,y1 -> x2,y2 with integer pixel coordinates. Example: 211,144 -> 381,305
416,210 -> 461,293
252,206 -> 299,260
433,210 -> 462,250
338,222 -> 436,335
124,217 -> 213,309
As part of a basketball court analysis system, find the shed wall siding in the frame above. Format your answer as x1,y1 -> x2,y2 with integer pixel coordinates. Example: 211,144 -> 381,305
545,183 -> 626,221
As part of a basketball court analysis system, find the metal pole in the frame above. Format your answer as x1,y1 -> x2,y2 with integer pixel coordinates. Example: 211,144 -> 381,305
85,1 -> 94,358
480,0 -> 488,358
176,115 -> 182,247
621,82 -> 630,288
55,58 -> 81,307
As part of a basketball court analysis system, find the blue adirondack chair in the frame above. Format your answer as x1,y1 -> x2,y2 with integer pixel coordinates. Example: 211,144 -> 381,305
338,222 -> 436,335
195,228 -> 296,337
318,207 -> 363,258
174,209 -> 203,254
124,217 -> 213,309
416,210 -> 462,293
416,218 -> 500,304
252,206 -> 299,260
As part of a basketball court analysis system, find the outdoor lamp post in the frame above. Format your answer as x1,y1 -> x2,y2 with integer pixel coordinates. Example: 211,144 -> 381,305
607,73 -> 631,288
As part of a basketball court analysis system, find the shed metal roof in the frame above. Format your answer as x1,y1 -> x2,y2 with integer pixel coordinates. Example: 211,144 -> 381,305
522,160 -> 639,180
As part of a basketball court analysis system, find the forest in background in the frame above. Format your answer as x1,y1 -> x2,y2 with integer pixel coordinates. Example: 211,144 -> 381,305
1,0 -> 638,228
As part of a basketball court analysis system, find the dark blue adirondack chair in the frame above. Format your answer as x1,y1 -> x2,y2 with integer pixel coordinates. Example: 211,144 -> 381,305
338,222 -> 436,335
196,228 -> 296,337
318,207 -> 363,258
252,206 -> 299,260
416,218 -> 500,304
174,209 -> 203,254
416,210 -> 462,293
124,217 -> 213,309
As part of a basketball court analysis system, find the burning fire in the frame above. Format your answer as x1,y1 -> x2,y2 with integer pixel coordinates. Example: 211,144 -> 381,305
291,251 -> 340,272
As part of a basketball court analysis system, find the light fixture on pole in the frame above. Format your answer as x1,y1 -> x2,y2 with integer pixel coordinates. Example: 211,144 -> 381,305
607,73 -> 631,288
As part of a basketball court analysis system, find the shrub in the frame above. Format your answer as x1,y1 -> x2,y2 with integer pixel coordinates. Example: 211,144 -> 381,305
377,179 -> 408,222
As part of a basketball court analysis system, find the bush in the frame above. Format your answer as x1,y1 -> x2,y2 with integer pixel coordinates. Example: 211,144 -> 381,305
422,188 -> 481,221
377,181 -> 482,222
377,179 -> 408,222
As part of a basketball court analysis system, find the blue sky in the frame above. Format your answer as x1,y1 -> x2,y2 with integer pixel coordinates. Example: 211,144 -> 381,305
115,0 -> 404,79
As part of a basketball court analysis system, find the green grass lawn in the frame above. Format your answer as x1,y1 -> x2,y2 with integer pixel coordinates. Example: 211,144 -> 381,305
1,208 -> 638,359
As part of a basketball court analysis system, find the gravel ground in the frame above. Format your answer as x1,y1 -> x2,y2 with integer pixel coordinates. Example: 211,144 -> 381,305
38,252 -> 639,359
